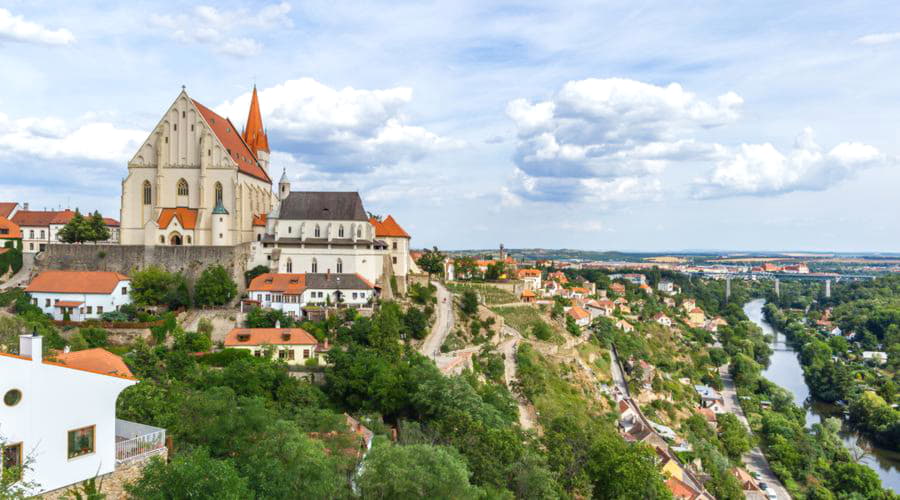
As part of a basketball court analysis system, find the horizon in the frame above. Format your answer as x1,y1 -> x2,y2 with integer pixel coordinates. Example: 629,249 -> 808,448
2,2 -> 899,252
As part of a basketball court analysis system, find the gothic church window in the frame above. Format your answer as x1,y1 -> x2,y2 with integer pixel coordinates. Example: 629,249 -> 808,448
315,225 -> 321,238
143,181 -> 152,205
337,259 -> 343,273
177,179 -> 189,196
286,259 -> 293,273
338,226 -> 345,238
311,258 -> 318,273
215,182 -> 223,204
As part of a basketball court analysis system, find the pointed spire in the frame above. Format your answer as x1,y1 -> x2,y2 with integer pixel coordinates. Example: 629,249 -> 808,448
243,85 -> 269,155
279,167 -> 288,183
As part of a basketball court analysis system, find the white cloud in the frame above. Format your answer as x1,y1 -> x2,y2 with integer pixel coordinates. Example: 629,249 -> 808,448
216,77 -> 461,172
855,32 -> 900,45
0,112 -> 144,163
0,8 -> 75,45
506,78 -> 740,203
692,128 -> 889,198
150,2 -> 291,57
505,167 -> 662,206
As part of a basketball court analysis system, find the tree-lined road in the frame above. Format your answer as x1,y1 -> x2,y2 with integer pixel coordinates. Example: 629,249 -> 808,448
419,281 -> 453,358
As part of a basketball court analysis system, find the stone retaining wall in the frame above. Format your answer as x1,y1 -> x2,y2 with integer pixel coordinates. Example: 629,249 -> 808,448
41,449 -> 167,499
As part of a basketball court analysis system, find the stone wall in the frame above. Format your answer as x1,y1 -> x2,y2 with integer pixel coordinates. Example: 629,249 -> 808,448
36,243 -> 253,291
42,449 -> 167,499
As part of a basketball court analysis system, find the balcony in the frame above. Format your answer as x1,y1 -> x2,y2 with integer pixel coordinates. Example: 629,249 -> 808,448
115,418 -> 166,465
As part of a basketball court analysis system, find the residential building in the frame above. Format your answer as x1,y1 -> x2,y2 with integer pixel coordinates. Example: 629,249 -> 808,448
0,334 -> 165,496
566,305 -> 591,327
120,87 -> 274,246
610,282 -> 626,295
654,313 -> 672,327
681,298 -> 696,312
615,319 -> 634,333
247,273 -> 375,318
585,299 -> 615,319
369,215 -> 417,279
862,351 -> 888,364
517,269 -> 542,290
639,283 -> 653,294
224,327 -> 327,365
0,216 -> 22,244
520,289 -> 536,303
12,209 -> 119,253
0,202 -> 18,220
687,308 -> 706,327
657,280 -> 678,294
25,271 -> 131,321
694,385 -> 725,412
570,286 -> 591,299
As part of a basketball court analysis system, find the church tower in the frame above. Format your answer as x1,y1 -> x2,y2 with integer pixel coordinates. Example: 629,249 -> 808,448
243,85 -> 270,173
278,168 -> 290,201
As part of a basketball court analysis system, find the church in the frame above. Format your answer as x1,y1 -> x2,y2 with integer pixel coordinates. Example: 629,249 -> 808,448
119,87 -> 274,246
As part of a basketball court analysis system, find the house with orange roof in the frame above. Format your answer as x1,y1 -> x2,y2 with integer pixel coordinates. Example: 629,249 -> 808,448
566,305 -> 591,328
687,307 -> 706,327
25,271 -> 131,321
119,87 -> 274,247
0,216 -> 22,243
615,319 -> 635,333
248,272 -> 375,318
610,282 -> 626,295
369,215 -> 417,279
0,333 -> 165,496
586,299 -> 616,319
0,202 -> 18,220
517,268 -> 542,290
12,208 -> 118,253
520,289 -> 536,303
224,327 -> 327,365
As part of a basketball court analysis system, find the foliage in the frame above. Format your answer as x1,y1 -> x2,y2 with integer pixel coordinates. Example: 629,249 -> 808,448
244,265 -> 269,287
408,283 -> 437,305
460,290 -> 479,316
78,327 -> 109,349
404,306 -> 429,340
125,448 -> 252,500
417,246 -> 445,278
194,265 -> 238,307
130,266 -> 191,309
245,307 -> 296,328
357,443 -> 482,499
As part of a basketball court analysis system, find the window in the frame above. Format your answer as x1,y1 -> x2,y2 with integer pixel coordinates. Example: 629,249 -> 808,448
288,349 -> 296,360
265,294 -> 271,302
303,349 -> 310,359
182,111 -> 185,118
191,124 -> 194,132
314,225 -> 321,238
3,389 -> 21,407
97,306 -> 103,314
278,349 -> 288,360
177,179 -> 189,196
159,235 -> 165,244
165,137 -> 168,144
215,182 -> 223,205
286,259 -> 292,273
357,228 -> 362,238
2,443 -> 22,481
336,259 -> 343,273
86,306 -> 92,314
392,241 -> 398,250
45,299 -> 50,307
338,226 -> 345,238
67,426 -> 95,459
393,256 -> 398,264
40,230 -> 45,239
208,149 -> 212,156
173,123 -> 177,131
122,287 -> 128,295
29,230 -> 34,239
311,259 -> 318,273
288,226 -> 292,234
29,243 -> 33,250
187,236 -> 192,244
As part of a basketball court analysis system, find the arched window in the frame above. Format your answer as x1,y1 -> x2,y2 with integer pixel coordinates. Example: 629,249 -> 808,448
338,225 -> 345,238
314,225 -> 321,238
311,258 -> 318,273
177,179 -> 189,196
357,227 -> 362,238
187,235 -> 192,244
286,259 -> 293,273
257,234 -> 261,241
214,182 -> 223,204
336,258 -> 343,273
143,181 -> 152,205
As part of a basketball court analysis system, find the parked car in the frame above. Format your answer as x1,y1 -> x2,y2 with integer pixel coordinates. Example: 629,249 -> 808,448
758,482 -> 768,490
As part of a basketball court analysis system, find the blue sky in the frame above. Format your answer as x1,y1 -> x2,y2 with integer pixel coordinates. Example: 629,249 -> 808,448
1,0 -> 898,252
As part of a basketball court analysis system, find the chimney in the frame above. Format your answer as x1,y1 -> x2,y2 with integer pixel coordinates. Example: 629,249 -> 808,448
19,330 -> 42,362
23,202 -> 29,210
275,319 -> 281,329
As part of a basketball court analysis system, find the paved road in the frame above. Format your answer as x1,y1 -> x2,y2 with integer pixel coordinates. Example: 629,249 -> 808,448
719,365 -> 792,500
419,281 -> 454,358
0,253 -> 34,290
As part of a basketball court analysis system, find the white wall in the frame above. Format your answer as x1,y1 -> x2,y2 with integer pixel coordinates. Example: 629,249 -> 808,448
250,287 -> 374,315
29,280 -> 131,321
0,341 -> 135,495
250,246 -> 384,286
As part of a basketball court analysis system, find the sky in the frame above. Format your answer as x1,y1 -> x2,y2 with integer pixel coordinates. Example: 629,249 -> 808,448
0,0 -> 898,253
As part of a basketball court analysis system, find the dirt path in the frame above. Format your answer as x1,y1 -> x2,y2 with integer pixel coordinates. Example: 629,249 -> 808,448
0,253 -> 34,290
419,281 -> 454,358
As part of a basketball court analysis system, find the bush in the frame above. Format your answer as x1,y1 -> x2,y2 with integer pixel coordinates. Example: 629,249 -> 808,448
79,327 -> 109,348
194,265 -> 238,307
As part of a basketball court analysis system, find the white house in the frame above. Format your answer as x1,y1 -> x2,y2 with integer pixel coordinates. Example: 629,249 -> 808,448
0,334 -> 165,496
25,271 -> 131,321
11,209 -> 119,253
517,269 -> 542,291
653,313 -> 673,327
369,215 -> 418,279
585,299 -> 615,319
657,280 -> 679,294
566,305 -> 591,328
616,319 -> 635,333
247,273 -> 375,319
862,351 -> 887,364
224,327 -> 328,365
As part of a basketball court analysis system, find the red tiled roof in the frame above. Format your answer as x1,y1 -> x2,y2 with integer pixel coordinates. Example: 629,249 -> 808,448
53,348 -> 135,379
252,213 -> 267,227
224,327 -> 318,346
26,271 -> 129,294
0,216 -> 21,239
249,273 -> 307,294
193,99 -> 272,183
369,215 -> 410,238
518,269 -> 541,278
521,289 -> 536,298
158,207 -> 198,230
666,476 -> 700,499
12,210 -> 59,227
567,305 -> 590,320
0,202 -> 17,218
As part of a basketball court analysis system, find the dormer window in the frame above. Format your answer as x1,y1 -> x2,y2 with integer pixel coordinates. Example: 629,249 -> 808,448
237,334 -> 250,342
281,332 -> 291,341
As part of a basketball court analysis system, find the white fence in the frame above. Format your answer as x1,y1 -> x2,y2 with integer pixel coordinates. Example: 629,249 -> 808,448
115,418 -> 166,464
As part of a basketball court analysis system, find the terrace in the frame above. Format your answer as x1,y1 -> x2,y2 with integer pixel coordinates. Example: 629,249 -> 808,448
115,418 -> 166,465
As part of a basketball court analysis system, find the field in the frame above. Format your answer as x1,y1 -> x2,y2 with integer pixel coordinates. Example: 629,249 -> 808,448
446,282 -> 519,305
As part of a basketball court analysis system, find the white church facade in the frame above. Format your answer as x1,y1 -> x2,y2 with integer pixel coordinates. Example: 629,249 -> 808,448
119,87 -> 274,246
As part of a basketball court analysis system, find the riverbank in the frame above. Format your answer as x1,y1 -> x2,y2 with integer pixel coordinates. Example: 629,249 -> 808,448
745,299 -> 899,492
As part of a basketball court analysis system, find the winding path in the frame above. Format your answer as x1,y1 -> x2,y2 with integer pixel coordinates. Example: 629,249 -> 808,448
418,281 -> 454,358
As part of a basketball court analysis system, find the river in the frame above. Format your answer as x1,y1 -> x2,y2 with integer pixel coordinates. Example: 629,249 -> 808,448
743,299 -> 899,492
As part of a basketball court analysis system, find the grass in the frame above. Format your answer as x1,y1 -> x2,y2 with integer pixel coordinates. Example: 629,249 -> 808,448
515,343 -> 603,424
447,282 -> 519,305
490,306 -> 565,342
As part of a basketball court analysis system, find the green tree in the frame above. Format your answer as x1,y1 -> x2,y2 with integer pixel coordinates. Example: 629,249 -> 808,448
454,256 -> 478,280
717,413 -> 751,462
357,443 -> 481,499
403,307 -> 429,340
827,462 -> 882,499
244,265 -> 270,287
86,211 -> 111,242
57,209 -> 90,244
194,265 -> 238,307
461,290 -> 479,316
417,246 -> 445,280
485,261 -> 506,281
131,266 -> 191,309
78,327 -> 109,349
125,448 -> 251,500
